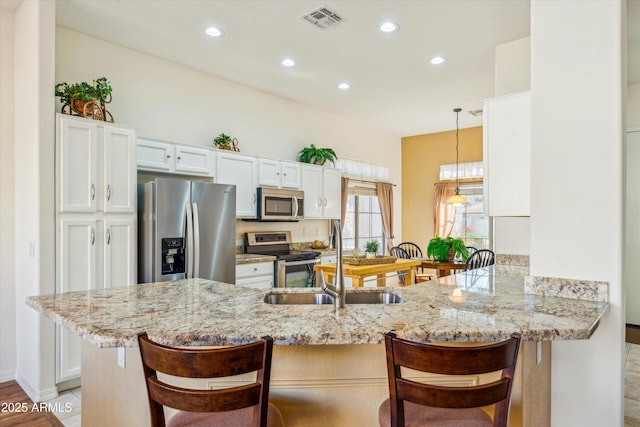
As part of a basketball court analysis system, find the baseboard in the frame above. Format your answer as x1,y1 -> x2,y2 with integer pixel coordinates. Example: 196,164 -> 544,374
15,374 -> 59,403
626,324 -> 640,345
0,368 -> 16,383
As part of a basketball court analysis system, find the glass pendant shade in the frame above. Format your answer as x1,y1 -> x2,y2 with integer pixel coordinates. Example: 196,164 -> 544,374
447,192 -> 468,206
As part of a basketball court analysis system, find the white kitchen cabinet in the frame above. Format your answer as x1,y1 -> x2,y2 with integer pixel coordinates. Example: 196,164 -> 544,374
301,165 -> 342,219
137,138 -> 214,177
258,158 -> 301,189
483,91 -> 531,216
236,262 -> 274,289
57,115 -> 136,214
55,114 -> 137,383
217,152 -> 258,218
103,219 -> 137,289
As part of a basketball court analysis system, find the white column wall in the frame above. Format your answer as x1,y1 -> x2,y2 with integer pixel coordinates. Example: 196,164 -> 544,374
530,1 -> 624,426
13,0 -> 57,401
0,4 -> 16,383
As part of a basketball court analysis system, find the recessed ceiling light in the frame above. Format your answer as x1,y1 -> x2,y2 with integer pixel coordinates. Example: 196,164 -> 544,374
338,83 -> 350,90
282,58 -> 296,67
380,22 -> 399,33
205,26 -> 224,37
430,56 -> 445,65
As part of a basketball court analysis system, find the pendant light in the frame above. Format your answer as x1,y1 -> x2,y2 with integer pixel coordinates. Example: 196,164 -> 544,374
447,107 -> 469,206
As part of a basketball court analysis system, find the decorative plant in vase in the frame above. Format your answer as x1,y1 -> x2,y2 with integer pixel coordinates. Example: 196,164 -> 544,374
427,236 -> 469,262
54,77 -> 113,121
298,144 -> 337,166
364,240 -> 380,259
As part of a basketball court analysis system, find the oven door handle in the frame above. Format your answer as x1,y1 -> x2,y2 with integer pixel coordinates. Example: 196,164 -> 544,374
281,258 -> 320,267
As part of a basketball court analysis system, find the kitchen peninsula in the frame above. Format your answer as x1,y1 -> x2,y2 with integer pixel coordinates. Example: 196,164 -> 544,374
27,266 -> 608,427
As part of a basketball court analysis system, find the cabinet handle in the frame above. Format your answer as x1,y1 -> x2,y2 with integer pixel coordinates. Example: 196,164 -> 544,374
253,193 -> 257,204
91,228 -> 95,245
177,156 -> 182,160
106,185 -> 111,201
318,198 -> 322,207
276,172 -> 280,175
91,184 -> 95,200
324,198 -> 328,206
166,155 -> 171,159
254,267 -> 258,271
106,228 -> 111,245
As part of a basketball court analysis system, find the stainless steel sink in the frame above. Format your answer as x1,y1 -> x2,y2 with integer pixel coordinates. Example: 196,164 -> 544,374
263,293 -> 334,305
344,292 -> 406,304
263,290 -> 405,305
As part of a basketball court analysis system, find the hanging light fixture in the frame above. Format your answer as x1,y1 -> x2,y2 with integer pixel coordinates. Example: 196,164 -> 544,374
447,107 -> 469,206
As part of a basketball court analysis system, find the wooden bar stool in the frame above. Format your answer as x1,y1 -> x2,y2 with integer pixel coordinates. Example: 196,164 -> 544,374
379,332 -> 521,427
138,333 -> 284,427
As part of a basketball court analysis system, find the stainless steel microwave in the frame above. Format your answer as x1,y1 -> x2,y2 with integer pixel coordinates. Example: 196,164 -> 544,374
256,187 -> 304,221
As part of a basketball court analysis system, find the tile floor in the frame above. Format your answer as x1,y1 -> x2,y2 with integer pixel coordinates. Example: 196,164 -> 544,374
44,343 -> 640,426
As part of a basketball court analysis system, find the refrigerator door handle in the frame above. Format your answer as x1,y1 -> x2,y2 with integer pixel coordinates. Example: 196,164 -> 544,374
192,202 -> 200,278
185,203 -> 194,278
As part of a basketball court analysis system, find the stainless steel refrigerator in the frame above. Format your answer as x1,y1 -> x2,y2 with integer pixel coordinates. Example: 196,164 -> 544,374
138,178 -> 236,283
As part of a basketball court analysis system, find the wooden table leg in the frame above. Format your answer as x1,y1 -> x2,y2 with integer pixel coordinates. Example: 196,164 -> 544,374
376,274 -> 386,287
352,277 -> 364,287
406,269 -> 416,285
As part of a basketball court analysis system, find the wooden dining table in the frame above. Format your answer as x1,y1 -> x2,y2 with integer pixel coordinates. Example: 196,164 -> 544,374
314,258 -> 422,287
414,258 -> 466,278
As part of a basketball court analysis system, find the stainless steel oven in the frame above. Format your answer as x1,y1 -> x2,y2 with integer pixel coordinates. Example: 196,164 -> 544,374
276,257 -> 320,287
245,231 -> 320,288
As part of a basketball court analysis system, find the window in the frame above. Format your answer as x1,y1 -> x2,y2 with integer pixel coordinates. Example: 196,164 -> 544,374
342,190 -> 385,254
450,183 -> 491,249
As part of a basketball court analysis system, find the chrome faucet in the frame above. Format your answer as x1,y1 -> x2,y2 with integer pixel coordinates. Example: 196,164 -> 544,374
321,219 -> 345,308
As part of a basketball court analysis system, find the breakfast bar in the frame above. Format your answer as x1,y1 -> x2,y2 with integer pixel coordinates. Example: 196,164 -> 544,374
26,266 -> 608,427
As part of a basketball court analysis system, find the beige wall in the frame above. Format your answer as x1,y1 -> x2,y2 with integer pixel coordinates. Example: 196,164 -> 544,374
400,126 -> 483,251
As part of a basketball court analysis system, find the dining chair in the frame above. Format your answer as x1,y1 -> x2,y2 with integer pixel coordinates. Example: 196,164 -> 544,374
390,246 -> 410,284
379,332 -> 522,427
395,242 -> 433,282
463,249 -> 495,271
138,333 -> 284,427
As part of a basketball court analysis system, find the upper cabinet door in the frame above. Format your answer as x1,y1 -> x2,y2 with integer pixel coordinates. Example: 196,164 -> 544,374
174,145 -> 215,176
258,158 -> 281,187
280,161 -> 302,189
301,165 -> 323,219
58,116 -> 98,213
322,168 -> 342,219
103,126 -> 136,213
217,152 -> 258,218
136,139 -> 173,172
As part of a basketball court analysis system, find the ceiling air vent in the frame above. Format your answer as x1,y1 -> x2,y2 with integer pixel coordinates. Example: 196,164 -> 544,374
301,5 -> 346,30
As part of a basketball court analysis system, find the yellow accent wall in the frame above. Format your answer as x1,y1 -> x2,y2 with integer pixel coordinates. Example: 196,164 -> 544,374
400,126 -> 483,252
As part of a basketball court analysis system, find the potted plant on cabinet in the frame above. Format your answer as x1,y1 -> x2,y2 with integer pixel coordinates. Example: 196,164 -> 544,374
213,133 -> 233,150
365,240 -> 380,259
427,236 -> 470,262
54,77 -> 113,121
298,144 -> 338,166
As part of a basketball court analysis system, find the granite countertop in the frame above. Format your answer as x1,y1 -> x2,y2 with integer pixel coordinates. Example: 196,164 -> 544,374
236,254 -> 276,264
26,266 -> 609,349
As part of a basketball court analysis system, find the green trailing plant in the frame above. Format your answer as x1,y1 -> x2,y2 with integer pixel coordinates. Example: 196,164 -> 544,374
365,240 -> 380,254
427,236 -> 469,262
213,133 -> 233,149
298,144 -> 337,166
54,77 -> 112,105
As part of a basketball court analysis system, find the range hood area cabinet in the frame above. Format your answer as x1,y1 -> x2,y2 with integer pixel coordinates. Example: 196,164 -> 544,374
483,91 -> 531,217
55,114 -> 137,382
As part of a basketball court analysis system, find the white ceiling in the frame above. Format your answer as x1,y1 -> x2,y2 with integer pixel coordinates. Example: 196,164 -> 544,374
32,0 -> 640,136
